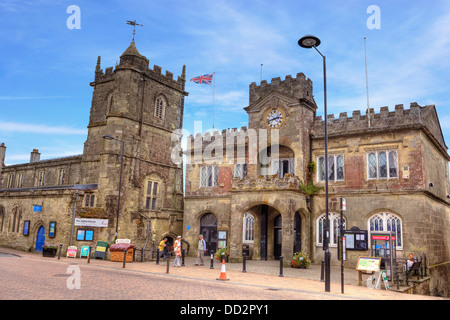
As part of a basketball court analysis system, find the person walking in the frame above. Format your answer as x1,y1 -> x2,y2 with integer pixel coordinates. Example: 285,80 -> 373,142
174,236 -> 182,267
194,234 -> 206,266
158,238 -> 168,259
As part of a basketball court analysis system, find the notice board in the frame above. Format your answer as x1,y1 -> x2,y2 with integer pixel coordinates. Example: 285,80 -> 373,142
94,241 -> 108,260
356,256 -> 381,273
344,229 -> 368,251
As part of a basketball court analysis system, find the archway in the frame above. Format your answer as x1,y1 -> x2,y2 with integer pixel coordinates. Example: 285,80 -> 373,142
200,213 -> 218,254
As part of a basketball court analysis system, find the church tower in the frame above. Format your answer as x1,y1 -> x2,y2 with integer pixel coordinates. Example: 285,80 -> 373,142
81,40 -> 188,247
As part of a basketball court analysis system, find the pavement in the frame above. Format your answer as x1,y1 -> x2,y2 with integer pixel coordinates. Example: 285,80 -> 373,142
0,246 -> 447,301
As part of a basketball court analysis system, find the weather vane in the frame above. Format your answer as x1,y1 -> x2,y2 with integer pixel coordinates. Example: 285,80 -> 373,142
126,20 -> 143,42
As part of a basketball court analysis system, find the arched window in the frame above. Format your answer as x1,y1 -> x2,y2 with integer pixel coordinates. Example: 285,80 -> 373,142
242,212 -> 255,243
155,96 -> 166,120
316,212 -> 346,247
106,93 -> 115,115
10,206 -> 21,233
0,206 -> 4,232
368,212 -> 403,249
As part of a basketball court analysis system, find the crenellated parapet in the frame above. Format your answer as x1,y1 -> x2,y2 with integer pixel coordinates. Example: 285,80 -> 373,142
249,73 -> 314,106
311,103 -> 448,152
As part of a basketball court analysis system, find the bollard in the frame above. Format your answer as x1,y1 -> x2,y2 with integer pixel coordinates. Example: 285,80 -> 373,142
87,247 -> 92,264
424,254 -> 427,277
210,251 -> 214,269
156,248 -> 160,265
123,249 -> 128,268
242,256 -> 247,273
182,249 -> 185,267
166,256 -> 170,274
279,256 -> 284,277
320,260 -> 325,282
58,244 -> 63,260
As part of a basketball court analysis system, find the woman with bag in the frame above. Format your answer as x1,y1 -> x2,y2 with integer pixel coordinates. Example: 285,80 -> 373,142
173,236 -> 182,267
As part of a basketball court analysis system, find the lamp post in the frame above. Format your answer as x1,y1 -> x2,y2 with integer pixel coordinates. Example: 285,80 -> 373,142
298,35 -> 331,292
103,134 -> 124,241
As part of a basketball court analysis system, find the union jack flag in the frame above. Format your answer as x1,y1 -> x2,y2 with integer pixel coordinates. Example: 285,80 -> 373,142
190,74 -> 213,84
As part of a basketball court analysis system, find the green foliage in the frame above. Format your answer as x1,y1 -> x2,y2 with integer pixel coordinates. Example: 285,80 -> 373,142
299,180 -> 323,196
291,252 -> 311,269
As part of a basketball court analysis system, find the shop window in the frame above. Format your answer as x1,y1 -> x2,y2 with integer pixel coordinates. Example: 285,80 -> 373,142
76,229 -> 94,241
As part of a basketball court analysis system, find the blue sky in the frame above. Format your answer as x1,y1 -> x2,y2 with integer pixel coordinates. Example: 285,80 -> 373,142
1,0 -> 449,165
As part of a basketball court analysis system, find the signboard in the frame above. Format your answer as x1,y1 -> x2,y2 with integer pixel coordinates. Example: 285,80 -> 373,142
356,256 -> 381,273
80,246 -> 90,258
381,270 -> 390,290
49,221 -> 56,238
94,241 -> 108,259
344,229 -> 368,251
75,218 -> 108,227
34,205 -> 42,212
67,246 -> 77,258
218,230 -> 227,249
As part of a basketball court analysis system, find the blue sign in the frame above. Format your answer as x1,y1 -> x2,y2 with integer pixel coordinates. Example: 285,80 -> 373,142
34,205 -> 42,212
186,225 -> 191,230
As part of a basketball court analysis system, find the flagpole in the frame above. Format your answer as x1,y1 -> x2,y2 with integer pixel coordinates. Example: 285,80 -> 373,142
364,37 -> 371,128
213,72 -> 215,130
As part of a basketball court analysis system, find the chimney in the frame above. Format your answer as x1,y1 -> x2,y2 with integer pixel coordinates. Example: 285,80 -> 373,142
30,149 -> 41,163
0,143 -> 6,168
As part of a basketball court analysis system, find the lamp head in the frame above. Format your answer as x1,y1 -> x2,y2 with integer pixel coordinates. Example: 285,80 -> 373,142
298,35 -> 321,49
103,135 -> 114,140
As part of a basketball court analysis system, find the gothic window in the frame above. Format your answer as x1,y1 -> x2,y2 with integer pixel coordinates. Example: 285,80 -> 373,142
155,96 -> 166,120
200,165 -> 218,187
0,206 -> 4,232
37,171 -> 45,187
10,206 -> 21,233
368,212 -> 403,249
242,212 -> 255,243
317,154 -> 344,182
316,213 -> 346,247
107,93 -> 114,114
145,181 -> 159,210
367,150 -> 398,180
16,173 -> 24,188
7,174 -> 14,189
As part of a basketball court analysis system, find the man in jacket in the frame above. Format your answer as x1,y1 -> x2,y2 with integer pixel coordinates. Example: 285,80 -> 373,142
194,234 -> 206,266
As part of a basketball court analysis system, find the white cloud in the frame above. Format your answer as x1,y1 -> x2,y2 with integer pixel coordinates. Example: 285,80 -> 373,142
0,122 -> 86,135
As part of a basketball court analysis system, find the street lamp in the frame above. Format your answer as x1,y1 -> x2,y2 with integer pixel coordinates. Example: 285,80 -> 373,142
298,35 -> 331,293
103,134 -> 124,241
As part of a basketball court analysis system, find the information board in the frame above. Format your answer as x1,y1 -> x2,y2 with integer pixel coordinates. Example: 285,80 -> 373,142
80,246 -> 90,258
67,246 -> 77,258
94,241 -> 108,259
356,256 -> 381,272
344,229 -> 368,251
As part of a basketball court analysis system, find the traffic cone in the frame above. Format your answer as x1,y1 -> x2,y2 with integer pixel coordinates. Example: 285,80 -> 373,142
216,259 -> 230,281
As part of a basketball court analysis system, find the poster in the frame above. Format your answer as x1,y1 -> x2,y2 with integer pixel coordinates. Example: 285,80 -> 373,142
67,246 -> 77,258
80,246 -> 90,258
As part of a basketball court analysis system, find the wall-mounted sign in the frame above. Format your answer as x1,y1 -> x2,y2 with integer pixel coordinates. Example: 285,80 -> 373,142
23,220 -> 30,236
34,205 -> 42,212
75,218 -> 108,227
344,229 -> 368,251
49,221 -> 56,238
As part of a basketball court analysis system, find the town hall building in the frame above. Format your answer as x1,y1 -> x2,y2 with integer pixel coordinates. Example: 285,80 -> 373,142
0,40 -> 449,296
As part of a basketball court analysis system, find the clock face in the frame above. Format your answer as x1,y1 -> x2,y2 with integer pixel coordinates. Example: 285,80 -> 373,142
266,110 -> 283,128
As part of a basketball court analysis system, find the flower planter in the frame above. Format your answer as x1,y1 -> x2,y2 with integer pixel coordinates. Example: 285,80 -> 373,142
42,247 -> 57,257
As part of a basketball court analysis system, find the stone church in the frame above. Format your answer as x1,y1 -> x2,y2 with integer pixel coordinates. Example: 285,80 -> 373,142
0,40 -> 449,295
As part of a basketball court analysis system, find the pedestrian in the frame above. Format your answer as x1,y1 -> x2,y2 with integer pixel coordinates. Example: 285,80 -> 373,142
174,236 -> 182,267
194,234 -> 206,266
407,252 -> 415,270
158,238 -> 168,259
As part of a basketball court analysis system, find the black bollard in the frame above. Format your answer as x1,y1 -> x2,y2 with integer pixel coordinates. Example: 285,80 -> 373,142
57,244 -> 63,260
320,260 -> 325,282
210,251 -> 214,269
424,254 -> 427,277
279,256 -> 284,277
87,247 -> 92,264
123,249 -> 128,268
156,248 -> 160,265
166,256 -> 170,273
242,256 -> 247,273
182,249 -> 185,267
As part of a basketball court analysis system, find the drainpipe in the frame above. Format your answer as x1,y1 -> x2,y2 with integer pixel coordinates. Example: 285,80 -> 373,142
142,217 -> 151,261
309,134 -> 314,258
70,193 -> 79,247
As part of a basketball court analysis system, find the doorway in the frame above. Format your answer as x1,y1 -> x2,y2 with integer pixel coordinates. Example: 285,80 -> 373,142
274,214 -> 282,260
35,226 -> 45,252
200,213 -> 218,254
293,211 -> 302,253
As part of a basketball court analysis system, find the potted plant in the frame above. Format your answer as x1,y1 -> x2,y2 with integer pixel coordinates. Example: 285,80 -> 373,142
291,252 -> 311,269
215,247 -> 229,262
42,244 -> 58,257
